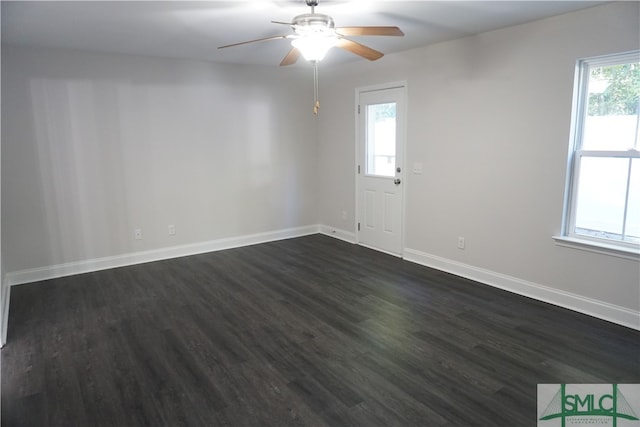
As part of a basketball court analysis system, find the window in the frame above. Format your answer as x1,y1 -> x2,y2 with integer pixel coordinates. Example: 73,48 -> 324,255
559,51 -> 640,256
366,102 -> 396,177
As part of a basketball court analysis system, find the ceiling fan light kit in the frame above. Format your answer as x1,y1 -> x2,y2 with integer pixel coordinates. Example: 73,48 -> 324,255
291,36 -> 337,62
218,0 -> 404,114
290,12 -> 338,61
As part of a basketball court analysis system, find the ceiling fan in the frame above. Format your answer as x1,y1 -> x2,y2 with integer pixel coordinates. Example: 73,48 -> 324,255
217,0 -> 404,66
218,0 -> 403,114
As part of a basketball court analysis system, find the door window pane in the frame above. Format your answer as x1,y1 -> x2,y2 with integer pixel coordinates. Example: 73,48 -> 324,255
366,102 -> 396,177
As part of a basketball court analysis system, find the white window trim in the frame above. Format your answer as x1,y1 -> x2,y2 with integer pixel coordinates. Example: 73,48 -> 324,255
552,235 -> 640,261
558,50 -> 640,260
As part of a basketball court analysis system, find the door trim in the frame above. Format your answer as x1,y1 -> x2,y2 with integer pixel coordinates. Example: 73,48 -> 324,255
355,81 -> 408,256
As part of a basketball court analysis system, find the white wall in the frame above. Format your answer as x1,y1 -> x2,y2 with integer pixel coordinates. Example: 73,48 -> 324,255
318,2 -> 640,316
2,47 -> 318,273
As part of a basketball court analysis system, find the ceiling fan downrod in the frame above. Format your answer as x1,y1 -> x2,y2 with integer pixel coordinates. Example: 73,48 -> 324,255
305,0 -> 319,14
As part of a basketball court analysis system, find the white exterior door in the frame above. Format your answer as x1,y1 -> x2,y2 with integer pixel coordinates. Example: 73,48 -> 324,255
357,84 -> 406,256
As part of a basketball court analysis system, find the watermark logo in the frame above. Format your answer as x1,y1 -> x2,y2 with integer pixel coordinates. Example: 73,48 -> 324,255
538,384 -> 640,427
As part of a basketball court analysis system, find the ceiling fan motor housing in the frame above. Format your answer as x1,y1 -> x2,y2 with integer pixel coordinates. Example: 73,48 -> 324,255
292,13 -> 336,36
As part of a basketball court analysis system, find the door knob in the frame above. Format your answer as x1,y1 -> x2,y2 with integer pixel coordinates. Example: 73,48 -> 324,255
394,178 -> 401,185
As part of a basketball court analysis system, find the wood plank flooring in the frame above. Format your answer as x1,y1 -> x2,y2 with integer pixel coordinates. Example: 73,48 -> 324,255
2,234 -> 639,426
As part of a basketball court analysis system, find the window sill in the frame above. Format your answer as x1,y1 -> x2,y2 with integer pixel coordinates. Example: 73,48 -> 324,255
552,236 -> 640,261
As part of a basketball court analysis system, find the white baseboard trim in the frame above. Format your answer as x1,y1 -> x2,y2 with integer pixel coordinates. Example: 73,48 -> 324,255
318,225 -> 356,244
1,279 -> 9,347
7,228 -> 636,331
403,248 -> 640,331
6,225 -> 321,287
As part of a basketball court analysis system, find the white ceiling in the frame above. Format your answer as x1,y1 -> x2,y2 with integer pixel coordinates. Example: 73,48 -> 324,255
2,1 -> 607,68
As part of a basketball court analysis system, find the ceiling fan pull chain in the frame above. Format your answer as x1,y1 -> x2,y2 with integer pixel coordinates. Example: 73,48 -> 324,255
313,60 -> 320,115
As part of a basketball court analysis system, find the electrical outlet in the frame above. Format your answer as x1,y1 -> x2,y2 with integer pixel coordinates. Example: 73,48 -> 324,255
168,225 -> 176,236
457,236 -> 465,250
341,210 -> 348,220
135,228 -> 142,240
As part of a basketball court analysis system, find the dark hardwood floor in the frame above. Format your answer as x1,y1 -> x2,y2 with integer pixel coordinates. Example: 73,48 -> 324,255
2,234 -> 639,426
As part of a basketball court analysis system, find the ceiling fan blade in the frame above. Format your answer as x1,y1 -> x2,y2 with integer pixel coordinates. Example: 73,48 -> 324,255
218,35 -> 288,49
336,26 -> 404,36
280,47 -> 301,66
271,20 -> 293,25
336,38 -> 384,61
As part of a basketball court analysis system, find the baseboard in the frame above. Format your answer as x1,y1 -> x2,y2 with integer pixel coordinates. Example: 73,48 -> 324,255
318,225 -> 357,243
6,225 -> 322,287
403,248 -> 640,331
1,279 -> 10,347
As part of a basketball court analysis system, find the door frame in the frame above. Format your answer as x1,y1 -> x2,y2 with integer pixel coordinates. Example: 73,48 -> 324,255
355,81 -> 408,257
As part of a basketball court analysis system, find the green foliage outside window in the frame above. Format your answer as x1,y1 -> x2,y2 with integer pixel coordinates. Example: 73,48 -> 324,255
588,63 -> 640,116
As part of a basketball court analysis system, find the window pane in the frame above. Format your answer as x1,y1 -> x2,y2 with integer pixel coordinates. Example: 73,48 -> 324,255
366,102 -> 396,177
575,157 -> 628,239
582,62 -> 639,150
625,158 -> 640,242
